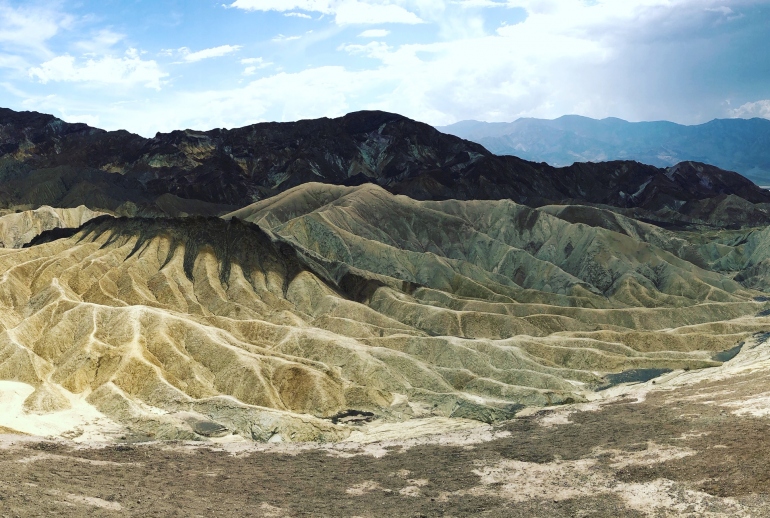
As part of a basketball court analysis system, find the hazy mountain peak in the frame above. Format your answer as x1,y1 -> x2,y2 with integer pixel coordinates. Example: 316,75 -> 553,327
437,115 -> 770,184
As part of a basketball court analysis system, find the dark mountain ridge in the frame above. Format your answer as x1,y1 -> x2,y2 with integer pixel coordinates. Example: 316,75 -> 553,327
1,107 -> 769,225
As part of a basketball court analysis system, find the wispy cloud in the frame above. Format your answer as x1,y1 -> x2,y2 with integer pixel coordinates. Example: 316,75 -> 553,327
74,29 -> 124,54
178,45 -> 242,62
241,57 -> 273,75
705,6 -> 733,15
272,34 -> 302,42
228,0 -> 330,13
229,0 -> 423,25
340,41 -> 390,59
0,53 -> 28,72
358,29 -> 390,38
0,2 -> 73,56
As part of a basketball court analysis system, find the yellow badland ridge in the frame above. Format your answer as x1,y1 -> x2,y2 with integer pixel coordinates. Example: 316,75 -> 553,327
0,182 -> 767,441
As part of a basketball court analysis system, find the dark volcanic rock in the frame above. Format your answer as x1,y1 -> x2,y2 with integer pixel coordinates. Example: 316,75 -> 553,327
2,107 -> 769,224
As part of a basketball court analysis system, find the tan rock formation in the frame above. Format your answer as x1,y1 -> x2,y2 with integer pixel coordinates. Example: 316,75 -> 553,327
0,205 -> 104,249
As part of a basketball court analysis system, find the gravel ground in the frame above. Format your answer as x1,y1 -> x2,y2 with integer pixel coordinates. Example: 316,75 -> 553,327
3,362 -> 770,517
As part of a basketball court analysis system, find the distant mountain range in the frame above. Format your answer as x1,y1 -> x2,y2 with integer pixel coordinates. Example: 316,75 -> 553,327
437,116 -> 770,185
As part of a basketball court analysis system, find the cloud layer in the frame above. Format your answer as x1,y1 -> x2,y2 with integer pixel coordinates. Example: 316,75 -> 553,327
28,50 -> 166,90
229,0 -> 425,24
1,0 -> 768,136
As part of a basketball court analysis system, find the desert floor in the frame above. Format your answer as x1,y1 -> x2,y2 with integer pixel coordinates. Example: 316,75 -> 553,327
3,339 -> 770,517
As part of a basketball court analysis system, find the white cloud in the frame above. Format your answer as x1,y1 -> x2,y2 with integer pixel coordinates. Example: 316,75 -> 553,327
179,45 -> 242,62
358,29 -> 390,37
28,49 -> 167,90
0,2 -> 73,56
731,100 -> 770,119
285,12 -> 313,18
229,0 -> 423,25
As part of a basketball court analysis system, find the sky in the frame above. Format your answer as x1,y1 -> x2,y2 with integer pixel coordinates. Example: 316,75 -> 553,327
0,0 -> 769,136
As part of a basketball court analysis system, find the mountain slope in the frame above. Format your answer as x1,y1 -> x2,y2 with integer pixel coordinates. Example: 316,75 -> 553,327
2,108 -> 770,225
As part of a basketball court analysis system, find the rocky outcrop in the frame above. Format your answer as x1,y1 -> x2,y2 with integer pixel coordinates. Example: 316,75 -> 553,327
0,205 -> 104,248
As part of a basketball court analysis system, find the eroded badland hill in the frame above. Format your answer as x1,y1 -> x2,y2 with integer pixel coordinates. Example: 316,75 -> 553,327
2,108 -> 770,516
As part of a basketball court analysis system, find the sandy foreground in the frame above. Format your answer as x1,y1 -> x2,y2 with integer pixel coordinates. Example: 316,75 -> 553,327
2,336 -> 770,517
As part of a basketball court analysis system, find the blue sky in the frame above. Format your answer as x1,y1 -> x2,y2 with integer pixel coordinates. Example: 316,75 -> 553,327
0,0 -> 769,136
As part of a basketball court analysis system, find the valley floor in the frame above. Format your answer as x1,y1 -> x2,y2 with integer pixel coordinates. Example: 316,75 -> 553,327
3,337 -> 770,517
